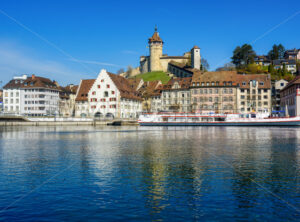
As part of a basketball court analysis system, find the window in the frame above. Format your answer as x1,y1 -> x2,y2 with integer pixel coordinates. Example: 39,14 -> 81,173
264,89 -> 268,93
241,95 -> 245,99
264,102 -> 268,105
98,85 -> 101,88
112,91 -> 115,94
209,97 -> 212,102
264,95 -> 268,99
192,82 -> 195,86
228,82 -> 232,86
216,81 -> 219,86
229,89 -> 233,94
223,89 -> 227,94
104,91 -> 109,97
241,89 -> 245,93
92,91 -> 96,95
223,81 -> 226,86
223,97 -> 227,102
211,82 -> 215,86
241,101 -> 245,105
201,82 -> 205,86
200,89 -> 203,94
204,89 -> 207,94
259,82 -> 264,86
242,82 -> 246,86
215,89 -> 218,94
197,82 -> 200,86
206,82 -> 210,86
101,79 -> 104,82
209,89 -> 212,94
107,84 -> 110,88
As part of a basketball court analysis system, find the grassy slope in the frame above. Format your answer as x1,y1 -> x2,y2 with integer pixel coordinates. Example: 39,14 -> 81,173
132,71 -> 171,84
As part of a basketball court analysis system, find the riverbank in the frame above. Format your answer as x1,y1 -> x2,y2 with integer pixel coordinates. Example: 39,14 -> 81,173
0,120 -> 139,126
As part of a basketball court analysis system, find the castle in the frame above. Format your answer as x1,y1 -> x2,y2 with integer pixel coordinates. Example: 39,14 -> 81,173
139,27 -> 202,77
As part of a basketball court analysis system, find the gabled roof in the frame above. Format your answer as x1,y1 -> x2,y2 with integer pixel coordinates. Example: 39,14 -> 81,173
107,73 -> 142,101
281,75 -> 300,91
138,80 -> 162,97
75,79 -> 95,101
163,77 -> 192,90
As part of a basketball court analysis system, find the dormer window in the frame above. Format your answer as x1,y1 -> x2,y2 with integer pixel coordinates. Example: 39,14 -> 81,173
223,81 -> 226,86
242,82 -> 246,86
211,82 -> 215,86
259,82 -> 264,86
201,82 -> 204,86
216,81 -> 219,86
206,82 -> 210,86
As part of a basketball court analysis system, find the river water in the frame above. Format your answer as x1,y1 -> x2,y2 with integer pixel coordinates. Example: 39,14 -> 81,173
0,126 -> 299,221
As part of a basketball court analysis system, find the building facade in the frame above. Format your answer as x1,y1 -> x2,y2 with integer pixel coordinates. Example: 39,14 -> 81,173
190,71 -> 237,113
3,74 -> 60,116
272,79 -> 288,111
161,78 -> 192,112
88,69 -> 142,119
75,79 -> 95,117
280,76 -> 300,117
236,74 -> 272,113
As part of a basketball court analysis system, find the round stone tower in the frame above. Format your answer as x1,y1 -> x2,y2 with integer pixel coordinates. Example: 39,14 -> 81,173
148,26 -> 163,72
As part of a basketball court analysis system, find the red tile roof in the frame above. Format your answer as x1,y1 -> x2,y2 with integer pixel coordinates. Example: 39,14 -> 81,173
163,77 -> 192,90
75,79 -> 95,101
108,73 -> 142,101
3,75 -> 59,90
148,31 -> 163,43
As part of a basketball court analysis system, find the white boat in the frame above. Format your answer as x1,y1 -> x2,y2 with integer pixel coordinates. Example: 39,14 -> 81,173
138,112 -> 300,126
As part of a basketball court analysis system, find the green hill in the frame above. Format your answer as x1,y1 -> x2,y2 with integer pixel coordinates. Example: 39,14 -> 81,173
131,71 -> 171,84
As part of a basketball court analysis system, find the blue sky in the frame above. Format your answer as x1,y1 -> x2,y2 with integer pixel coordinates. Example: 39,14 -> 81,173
0,0 -> 300,86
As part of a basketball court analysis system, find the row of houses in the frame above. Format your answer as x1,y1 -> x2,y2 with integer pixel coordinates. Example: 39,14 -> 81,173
4,69 -> 300,118
254,48 -> 300,74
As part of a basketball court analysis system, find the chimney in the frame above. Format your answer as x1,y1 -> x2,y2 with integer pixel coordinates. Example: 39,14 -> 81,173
32,74 -> 36,80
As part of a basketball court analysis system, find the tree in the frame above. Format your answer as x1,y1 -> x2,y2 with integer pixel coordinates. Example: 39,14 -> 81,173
231,44 -> 256,68
268,44 -> 285,60
201,58 -> 209,71
116,68 -> 125,75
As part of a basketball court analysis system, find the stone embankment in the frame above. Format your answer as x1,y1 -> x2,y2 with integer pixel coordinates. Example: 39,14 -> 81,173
0,116 -> 138,126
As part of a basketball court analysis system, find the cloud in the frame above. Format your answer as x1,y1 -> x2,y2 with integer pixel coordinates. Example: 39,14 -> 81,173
121,50 -> 139,55
0,42 -> 95,85
68,58 -> 121,67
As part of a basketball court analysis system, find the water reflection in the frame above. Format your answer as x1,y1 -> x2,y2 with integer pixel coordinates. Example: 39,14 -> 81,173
0,126 -> 299,221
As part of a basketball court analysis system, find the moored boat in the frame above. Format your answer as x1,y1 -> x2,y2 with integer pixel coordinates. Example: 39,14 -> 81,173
138,112 -> 300,126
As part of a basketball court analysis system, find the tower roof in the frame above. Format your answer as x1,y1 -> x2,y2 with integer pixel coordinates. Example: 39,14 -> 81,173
192,45 -> 200,49
148,26 -> 163,43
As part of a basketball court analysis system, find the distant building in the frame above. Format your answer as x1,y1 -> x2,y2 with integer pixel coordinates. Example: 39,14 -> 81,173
272,79 -> 288,111
280,76 -> 300,116
59,84 -> 78,117
140,27 -> 201,76
254,55 -> 271,67
284,49 -> 300,60
273,59 -> 297,74
190,71 -> 237,113
161,77 -> 192,112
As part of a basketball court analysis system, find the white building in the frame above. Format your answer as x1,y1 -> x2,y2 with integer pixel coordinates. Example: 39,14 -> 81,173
88,69 -> 142,119
75,79 -> 95,118
3,75 -> 60,116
